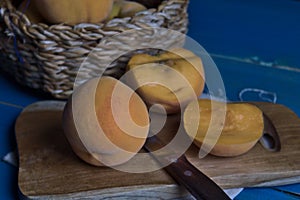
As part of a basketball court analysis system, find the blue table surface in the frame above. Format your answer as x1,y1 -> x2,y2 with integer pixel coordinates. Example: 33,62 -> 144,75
1,0 -> 300,199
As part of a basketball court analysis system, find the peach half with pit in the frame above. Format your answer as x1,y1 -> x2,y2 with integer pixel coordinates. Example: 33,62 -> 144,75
124,48 -> 205,114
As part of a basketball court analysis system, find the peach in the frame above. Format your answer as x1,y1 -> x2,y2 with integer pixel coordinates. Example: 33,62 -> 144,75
119,1 -> 147,17
62,76 -> 150,166
106,1 -> 122,20
31,0 -> 114,25
184,99 -> 264,157
125,48 -> 205,114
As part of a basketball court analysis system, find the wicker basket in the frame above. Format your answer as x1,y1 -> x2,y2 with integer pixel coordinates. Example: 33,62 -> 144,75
0,0 -> 189,99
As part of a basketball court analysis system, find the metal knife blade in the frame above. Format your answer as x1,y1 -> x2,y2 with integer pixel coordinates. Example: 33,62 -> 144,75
260,113 -> 281,152
143,135 -> 231,200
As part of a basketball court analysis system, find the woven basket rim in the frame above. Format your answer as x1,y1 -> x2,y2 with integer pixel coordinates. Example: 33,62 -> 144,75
0,0 -> 188,29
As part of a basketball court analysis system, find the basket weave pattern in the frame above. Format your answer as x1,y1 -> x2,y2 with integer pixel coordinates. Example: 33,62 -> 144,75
0,0 -> 189,98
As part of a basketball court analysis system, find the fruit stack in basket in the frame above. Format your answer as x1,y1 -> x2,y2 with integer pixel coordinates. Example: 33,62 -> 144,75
0,0 -> 189,98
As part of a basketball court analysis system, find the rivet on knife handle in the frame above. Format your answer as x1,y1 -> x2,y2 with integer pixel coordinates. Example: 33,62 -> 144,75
164,155 -> 231,200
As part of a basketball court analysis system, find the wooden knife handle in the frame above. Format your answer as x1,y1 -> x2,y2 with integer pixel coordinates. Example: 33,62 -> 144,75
164,155 -> 231,200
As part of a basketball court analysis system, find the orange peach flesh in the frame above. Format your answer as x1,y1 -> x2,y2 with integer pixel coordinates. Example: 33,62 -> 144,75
184,99 -> 264,157
126,48 -> 205,114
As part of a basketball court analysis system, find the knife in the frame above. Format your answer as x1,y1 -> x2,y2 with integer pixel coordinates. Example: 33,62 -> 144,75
143,135 -> 231,200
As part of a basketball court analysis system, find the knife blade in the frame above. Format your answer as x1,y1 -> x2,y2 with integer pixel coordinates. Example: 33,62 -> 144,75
260,113 -> 281,152
143,135 -> 231,200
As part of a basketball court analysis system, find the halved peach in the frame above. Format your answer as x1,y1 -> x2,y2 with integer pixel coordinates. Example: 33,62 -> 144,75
184,99 -> 264,157
125,48 -> 205,114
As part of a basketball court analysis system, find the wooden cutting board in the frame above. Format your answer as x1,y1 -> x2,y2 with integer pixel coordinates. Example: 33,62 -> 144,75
15,100 -> 300,199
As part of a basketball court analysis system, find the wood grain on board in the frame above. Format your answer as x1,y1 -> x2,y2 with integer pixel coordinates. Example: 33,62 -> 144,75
15,101 -> 300,199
